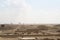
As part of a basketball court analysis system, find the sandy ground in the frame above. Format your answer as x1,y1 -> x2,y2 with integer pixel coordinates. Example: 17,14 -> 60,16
0,36 -> 60,40
0,37 -> 18,40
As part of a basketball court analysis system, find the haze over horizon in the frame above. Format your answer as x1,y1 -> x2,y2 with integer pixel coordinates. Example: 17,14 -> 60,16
0,0 -> 60,24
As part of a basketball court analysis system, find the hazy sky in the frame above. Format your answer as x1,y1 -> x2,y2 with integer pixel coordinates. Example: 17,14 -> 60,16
0,0 -> 60,24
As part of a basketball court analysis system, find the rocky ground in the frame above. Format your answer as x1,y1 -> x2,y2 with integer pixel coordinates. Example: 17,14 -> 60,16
0,24 -> 60,40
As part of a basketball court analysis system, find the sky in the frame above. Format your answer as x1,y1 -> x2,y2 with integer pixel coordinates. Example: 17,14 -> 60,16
0,0 -> 60,24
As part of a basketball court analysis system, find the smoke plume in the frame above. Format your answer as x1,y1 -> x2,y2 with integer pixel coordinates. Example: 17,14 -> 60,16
0,0 -> 32,24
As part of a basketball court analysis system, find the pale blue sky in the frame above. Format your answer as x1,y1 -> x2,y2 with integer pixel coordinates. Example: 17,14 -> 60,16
27,0 -> 60,9
0,0 -> 60,24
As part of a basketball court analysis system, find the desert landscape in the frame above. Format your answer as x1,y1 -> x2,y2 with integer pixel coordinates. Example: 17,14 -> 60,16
0,24 -> 60,40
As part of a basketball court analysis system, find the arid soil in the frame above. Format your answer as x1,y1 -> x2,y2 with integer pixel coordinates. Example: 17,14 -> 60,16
0,24 -> 60,40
